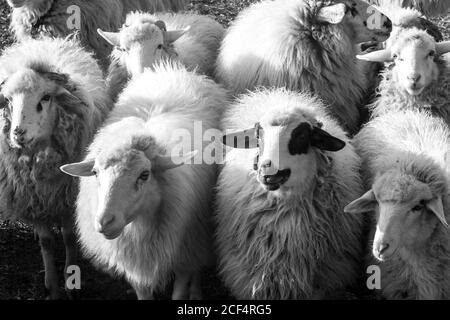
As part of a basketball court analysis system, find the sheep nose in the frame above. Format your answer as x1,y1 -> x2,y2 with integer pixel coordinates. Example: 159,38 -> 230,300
377,243 -> 390,255
407,74 -> 421,83
261,159 -> 272,168
97,215 -> 116,233
13,127 -> 26,137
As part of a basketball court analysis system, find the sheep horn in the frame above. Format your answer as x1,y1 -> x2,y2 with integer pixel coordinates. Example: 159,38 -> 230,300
165,26 -> 191,44
97,29 -> 121,47
222,127 -> 259,149
356,48 -> 392,62
427,196 -> 449,229
155,20 -> 167,32
436,41 -> 450,56
153,151 -> 198,171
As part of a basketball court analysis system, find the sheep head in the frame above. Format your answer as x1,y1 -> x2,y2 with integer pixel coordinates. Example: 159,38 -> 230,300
60,127 -> 197,240
97,14 -> 190,77
345,170 -> 449,262
0,68 -> 78,150
357,29 -> 450,95
222,110 -> 345,194
336,0 -> 392,43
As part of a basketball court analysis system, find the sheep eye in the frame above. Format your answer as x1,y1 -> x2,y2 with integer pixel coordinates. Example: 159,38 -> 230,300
157,44 -> 163,50
429,50 -> 435,57
92,169 -> 98,177
138,170 -> 150,182
392,54 -> 398,59
41,94 -> 51,102
412,202 -> 425,212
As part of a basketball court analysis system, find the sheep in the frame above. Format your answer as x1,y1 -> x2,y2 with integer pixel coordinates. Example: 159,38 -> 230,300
216,88 -> 365,300
345,110 -> 450,300
215,0 -> 392,134
0,37 -> 112,299
7,0 -> 188,70
368,0 -> 450,17
357,28 -> 450,121
60,61 -> 228,300
373,5 -> 443,48
98,12 -> 225,102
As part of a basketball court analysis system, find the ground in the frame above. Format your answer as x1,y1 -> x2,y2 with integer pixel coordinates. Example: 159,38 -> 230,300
0,0 -> 449,300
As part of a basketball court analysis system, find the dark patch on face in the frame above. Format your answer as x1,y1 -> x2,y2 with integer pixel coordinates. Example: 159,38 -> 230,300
289,122 -> 346,156
288,123 -> 312,155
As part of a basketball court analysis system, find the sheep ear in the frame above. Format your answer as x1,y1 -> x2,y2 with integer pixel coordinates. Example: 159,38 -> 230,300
427,197 -> 449,228
317,3 -> 347,24
153,151 -> 198,171
222,128 -> 259,149
165,26 -> 190,44
97,29 -> 121,47
311,127 -> 346,152
60,160 -> 96,177
436,41 -> 450,56
357,49 -> 393,62
345,190 -> 377,214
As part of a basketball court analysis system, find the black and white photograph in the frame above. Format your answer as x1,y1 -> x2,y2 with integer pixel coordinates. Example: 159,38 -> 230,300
0,0 -> 449,308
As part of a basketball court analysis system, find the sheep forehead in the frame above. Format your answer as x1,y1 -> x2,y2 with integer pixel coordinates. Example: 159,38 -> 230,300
2,68 -> 48,96
120,23 -> 163,47
373,172 -> 431,204
393,30 -> 435,55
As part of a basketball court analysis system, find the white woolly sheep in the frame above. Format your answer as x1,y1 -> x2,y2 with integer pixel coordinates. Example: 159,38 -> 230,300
345,110 -> 450,300
7,0 -> 187,70
216,88 -> 365,300
368,0 -> 450,17
215,0 -> 392,134
357,28 -> 450,121
60,62 -> 228,300
0,37 -> 112,299
98,12 -> 225,102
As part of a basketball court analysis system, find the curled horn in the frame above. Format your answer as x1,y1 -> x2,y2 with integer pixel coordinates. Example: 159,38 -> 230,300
155,20 -> 167,32
436,41 -> 450,56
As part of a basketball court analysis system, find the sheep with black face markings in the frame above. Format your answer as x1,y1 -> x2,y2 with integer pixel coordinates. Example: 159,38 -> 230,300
345,110 -> 450,300
99,12 -> 224,102
0,37 -> 112,299
61,61 -> 228,300
216,88 -> 365,300
215,0 -> 392,134
7,0 -> 188,70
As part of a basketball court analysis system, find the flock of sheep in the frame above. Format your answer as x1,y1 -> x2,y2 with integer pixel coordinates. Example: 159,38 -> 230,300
0,0 -> 449,300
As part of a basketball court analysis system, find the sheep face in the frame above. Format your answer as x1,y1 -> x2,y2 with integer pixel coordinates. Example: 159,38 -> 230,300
98,16 -> 189,77
357,29 -> 450,95
223,114 -> 345,193
345,171 -> 449,261
61,135 -> 197,240
0,69 -> 66,149
342,0 -> 392,43
391,32 -> 439,95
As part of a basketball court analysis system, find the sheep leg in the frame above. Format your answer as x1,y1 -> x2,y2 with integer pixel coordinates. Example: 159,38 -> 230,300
61,214 -> 79,300
133,285 -> 154,300
35,224 -> 60,300
172,272 -> 191,300
189,273 -> 202,300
